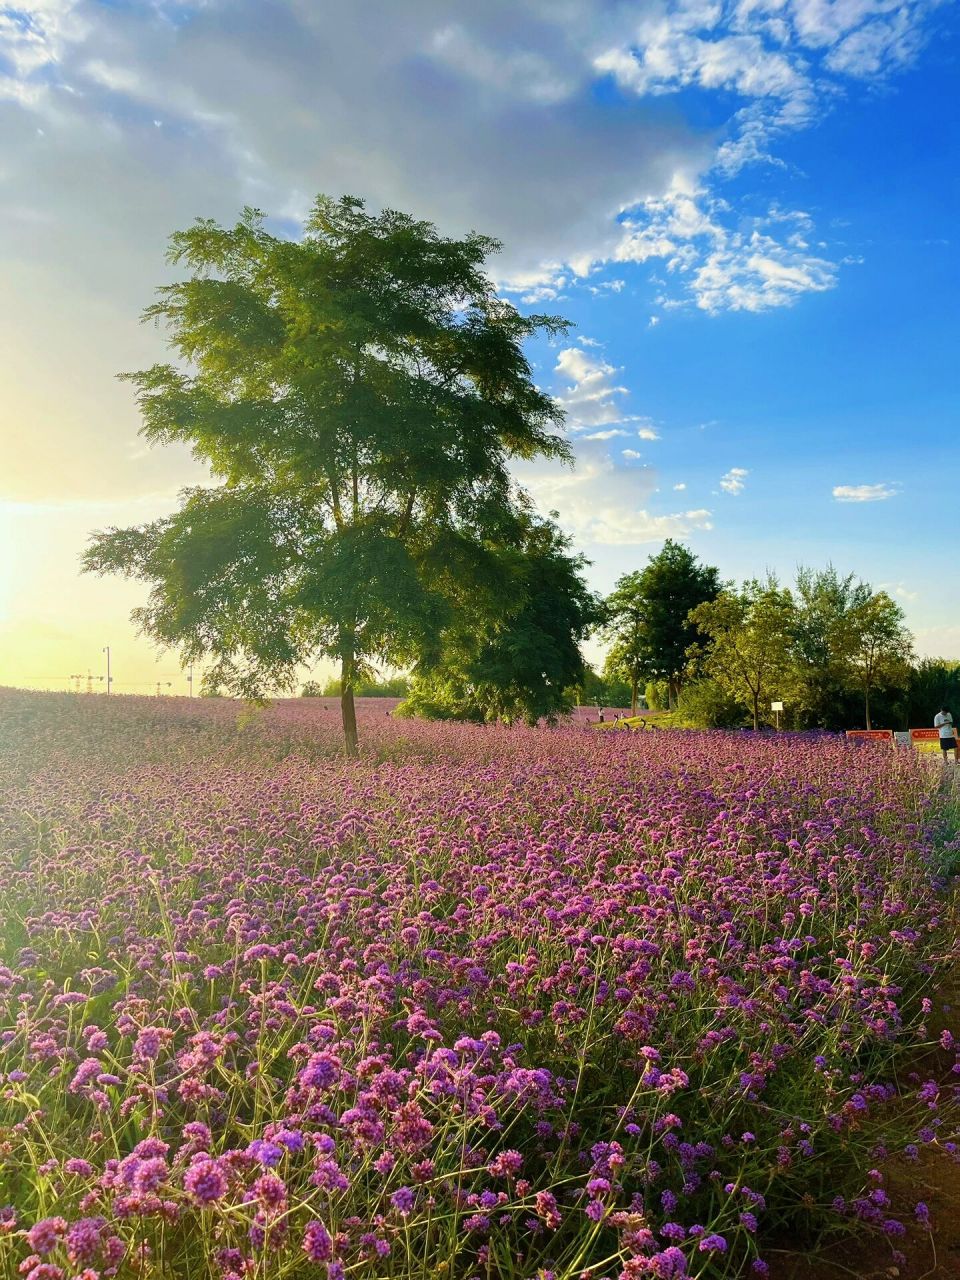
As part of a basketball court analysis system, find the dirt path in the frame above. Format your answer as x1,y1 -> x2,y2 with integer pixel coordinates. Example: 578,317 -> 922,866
769,1149 -> 960,1279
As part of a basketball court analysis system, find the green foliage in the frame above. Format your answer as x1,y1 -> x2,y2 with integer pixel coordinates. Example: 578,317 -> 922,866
792,566 -> 873,728
402,515 -> 599,725
675,677 -> 748,729
689,577 -> 800,730
843,590 -> 914,729
83,196 -> 570,754
315,674 -> 410,698
685,568 -> 918,731
900,658 -> 960,727
644,679 -> 670,711
601,541 -> 720,712
578,662 -> 632,709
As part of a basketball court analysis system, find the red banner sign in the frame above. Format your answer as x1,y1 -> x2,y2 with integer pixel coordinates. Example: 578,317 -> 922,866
845,730 -> 893,742
909,728 -> 942,742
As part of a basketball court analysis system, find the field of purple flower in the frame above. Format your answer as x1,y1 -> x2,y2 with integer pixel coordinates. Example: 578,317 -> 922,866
1,688 -> 958,1280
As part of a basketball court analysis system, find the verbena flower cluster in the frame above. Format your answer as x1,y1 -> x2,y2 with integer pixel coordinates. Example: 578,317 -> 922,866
0,688 -> 957,1280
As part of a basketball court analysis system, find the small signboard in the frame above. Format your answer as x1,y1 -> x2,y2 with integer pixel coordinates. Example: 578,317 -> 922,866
845,729 -> 893,744
894,731 -> 911,747
771,701 -> 784,712
909,727 -> 945,754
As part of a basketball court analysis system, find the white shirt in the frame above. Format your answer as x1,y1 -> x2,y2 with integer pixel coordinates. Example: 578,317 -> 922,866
934,711 -> 955,739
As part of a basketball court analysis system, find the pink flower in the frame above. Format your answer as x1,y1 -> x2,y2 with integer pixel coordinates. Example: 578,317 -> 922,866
303,1220 -> 333,1262
184,1157 -> 227,1205
26,1218 -> 67,1257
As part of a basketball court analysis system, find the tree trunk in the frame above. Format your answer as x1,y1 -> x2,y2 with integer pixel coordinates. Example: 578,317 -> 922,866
864,684 -> 871,731
752,692 -> 759,731
630,671 -> 638,718
340,638 -> 359,758
668,676 -> 680,711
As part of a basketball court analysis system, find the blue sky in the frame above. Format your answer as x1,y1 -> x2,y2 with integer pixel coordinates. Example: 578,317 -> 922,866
1,0 -> 958,689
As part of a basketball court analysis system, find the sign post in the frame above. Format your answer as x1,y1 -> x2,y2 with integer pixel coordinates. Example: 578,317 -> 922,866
771,700 -> 784,731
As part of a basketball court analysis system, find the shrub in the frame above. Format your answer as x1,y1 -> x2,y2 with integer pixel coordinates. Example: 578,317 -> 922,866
676,678 -> 747,728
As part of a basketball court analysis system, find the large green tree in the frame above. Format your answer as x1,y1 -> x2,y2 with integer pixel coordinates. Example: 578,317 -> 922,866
843,591 -> 914,729
602,540 -> 720,713
688,577 -> 799,730
83,197 -> 570,754
792,567 -> 915,729
400,514 -> 599,725
792,565 -> 872,728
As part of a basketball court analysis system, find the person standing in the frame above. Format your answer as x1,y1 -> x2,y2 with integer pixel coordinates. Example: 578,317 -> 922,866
934,706 -> 957,762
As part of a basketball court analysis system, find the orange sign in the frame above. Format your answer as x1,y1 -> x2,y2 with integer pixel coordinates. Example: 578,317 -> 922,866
846,730 -> 893,743
909,728 -> 942,743
909,727 -> 956,753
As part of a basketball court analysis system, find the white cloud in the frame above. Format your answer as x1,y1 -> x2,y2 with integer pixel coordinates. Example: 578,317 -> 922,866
499,264 -> 568,303
0,1 -> 87,99
578,505 -> 714,545
720,466 -> 749,494
430,22 -> 577,105
622,448 -> 643,459
0,0 -> 947,513
519,443 -> 713,547
912,623 -> 960,661
586,278 -> 626,295
609,180 -> 837,312
595,0 -> 938,178
878,581 -> 920,602
832,482 -> 898,502
594,25 -> 808,103
582,0 -> 941,303
553,344 -> 630,431
673,481 -> 687,490
553,345 -> 665,448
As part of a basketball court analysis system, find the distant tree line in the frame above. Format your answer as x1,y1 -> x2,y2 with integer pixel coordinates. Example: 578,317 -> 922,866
600,541 -> 953,732
301,674 -> 410,699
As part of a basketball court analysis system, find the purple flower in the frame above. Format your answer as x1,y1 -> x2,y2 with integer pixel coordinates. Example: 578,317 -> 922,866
184,1157 -> 227,1205
253,1173 -> 287,1210
275,1128 -> 304,1154
27,1217 -> 67,1256
488,1148 -> 523,1177
133,1156 -> 168,1194
25,1265 -> 66,1280
133,1027 -> 167,1061
390,1186 -> 415,1216
248,1140 -> 284,1168
303,1219 -> 334,1262
649,1247 -> 688,1278
300,1052 -> 339,1090
65,1218 -> 106,1266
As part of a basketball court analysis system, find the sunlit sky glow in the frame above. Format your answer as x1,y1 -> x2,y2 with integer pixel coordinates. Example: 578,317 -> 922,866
2,0 -> 958,692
